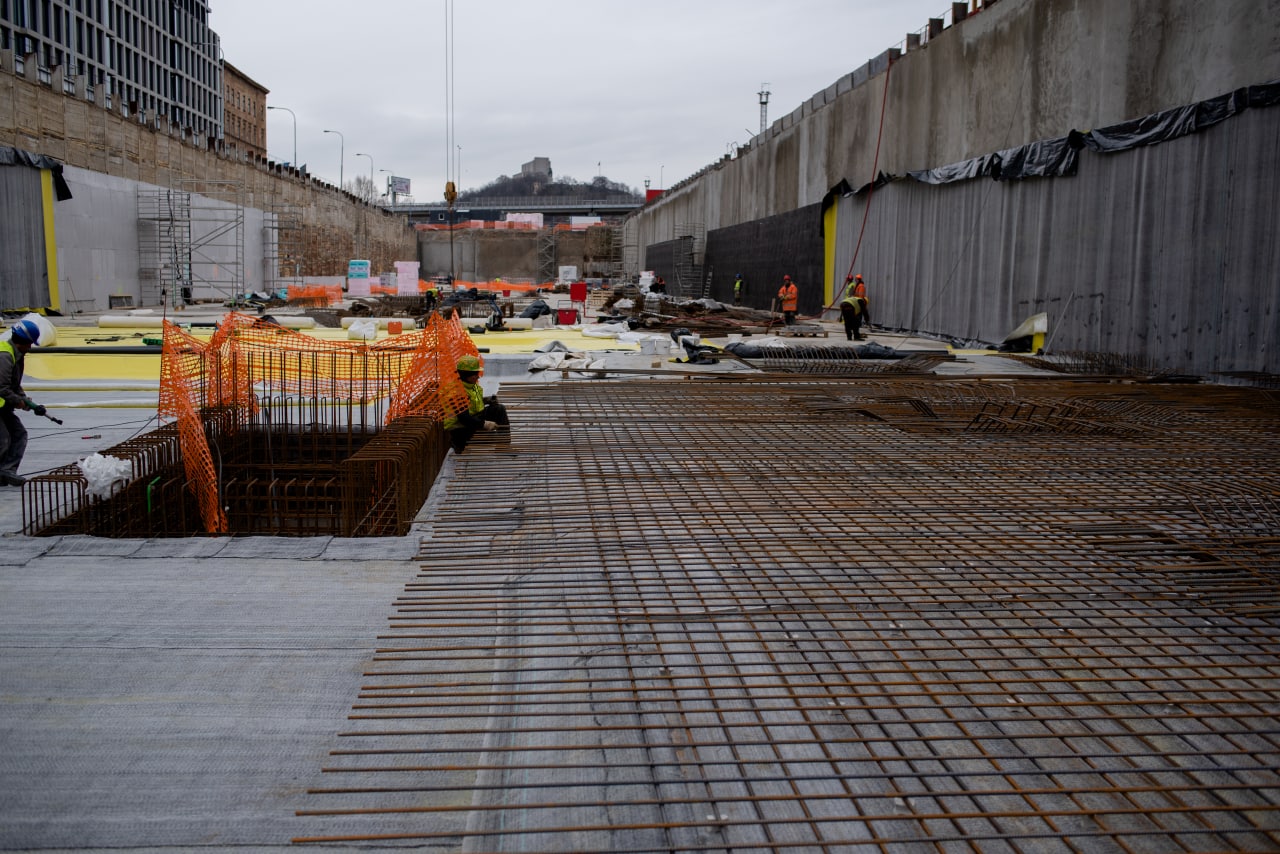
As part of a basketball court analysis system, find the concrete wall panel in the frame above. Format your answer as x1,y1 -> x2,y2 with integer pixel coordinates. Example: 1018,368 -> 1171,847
633,0 -> 1280,376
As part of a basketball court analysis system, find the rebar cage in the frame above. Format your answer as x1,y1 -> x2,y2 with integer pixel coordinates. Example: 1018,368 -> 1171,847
23,312 -> 480,537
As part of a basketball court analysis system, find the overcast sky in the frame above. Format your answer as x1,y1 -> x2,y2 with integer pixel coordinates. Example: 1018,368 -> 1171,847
210,0 -> 951,201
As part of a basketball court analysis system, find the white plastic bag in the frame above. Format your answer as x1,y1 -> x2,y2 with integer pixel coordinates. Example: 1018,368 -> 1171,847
79,453 -> 133,499
0,312 -> 57,347
347,318 -> 377,340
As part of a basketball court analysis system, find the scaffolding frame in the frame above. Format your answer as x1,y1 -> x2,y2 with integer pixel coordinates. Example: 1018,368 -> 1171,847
137,187 -> 191,307
673,221 -> 705,298
537,228 -> 557,283
137,180 -> 245,308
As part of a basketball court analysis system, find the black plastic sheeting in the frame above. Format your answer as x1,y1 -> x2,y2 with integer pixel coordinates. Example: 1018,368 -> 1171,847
702,204 -> 827,315
0,146 -> 73,200
1083,81 -> 1278,152
909,133 -> 1084,184
904,79 -> 1280,186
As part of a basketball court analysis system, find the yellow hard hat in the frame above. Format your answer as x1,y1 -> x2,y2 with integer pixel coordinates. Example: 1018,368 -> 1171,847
456,355 -> 482,373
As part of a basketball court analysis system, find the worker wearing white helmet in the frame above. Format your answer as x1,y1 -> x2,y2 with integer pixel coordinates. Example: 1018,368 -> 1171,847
443,354 -> 509,453
0,319 -> 44,486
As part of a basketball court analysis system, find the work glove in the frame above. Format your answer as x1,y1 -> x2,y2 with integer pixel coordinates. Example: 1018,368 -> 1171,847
482,421 -> 498,432
29,402 -> 47,416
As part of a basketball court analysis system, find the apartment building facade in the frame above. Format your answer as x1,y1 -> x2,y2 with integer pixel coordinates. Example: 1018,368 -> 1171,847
0,0 -> 223,142
223,60 -> 265,158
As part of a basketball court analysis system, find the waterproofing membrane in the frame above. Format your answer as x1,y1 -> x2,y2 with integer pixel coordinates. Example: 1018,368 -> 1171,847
0,146 -> 73,200
905,78 -> 1280,185
703,204 -> 826,313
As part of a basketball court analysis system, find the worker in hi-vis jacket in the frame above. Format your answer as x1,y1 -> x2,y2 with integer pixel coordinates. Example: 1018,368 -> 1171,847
444,355 -> 509,453
777,275 -> 799,325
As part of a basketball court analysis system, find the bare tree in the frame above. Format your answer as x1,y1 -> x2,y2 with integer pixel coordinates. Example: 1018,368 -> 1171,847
347,174 -> 382,204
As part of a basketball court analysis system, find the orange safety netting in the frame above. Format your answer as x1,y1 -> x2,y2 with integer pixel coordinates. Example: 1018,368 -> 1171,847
286,284 -> 343,306
158,311 -> 479,534
450,279 -> 552,294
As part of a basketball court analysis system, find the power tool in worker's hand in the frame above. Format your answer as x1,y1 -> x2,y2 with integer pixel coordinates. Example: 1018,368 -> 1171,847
23,397 -> 62,425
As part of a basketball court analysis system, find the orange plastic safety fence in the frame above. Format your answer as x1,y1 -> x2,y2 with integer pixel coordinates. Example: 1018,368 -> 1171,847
159,321 -> 228,533
286,284 -> 342,306
447,279 -> 553,294
160,312 -> 477,534
386,313 -> 478,423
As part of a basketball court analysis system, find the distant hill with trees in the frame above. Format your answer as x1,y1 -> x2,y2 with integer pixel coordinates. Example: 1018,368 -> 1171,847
459,173 -> 641,201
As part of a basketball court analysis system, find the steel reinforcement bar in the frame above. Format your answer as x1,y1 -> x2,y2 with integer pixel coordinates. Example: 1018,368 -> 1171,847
294,376 -> 1280,852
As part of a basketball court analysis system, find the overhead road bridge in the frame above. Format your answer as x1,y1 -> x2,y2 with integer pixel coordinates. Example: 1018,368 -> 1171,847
394,196 -> 643,225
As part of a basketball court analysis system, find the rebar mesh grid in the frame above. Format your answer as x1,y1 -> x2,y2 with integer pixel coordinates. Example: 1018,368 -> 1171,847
296,377 -> 1280,852
746,346 -> 953,376
995,351 -> 1176,378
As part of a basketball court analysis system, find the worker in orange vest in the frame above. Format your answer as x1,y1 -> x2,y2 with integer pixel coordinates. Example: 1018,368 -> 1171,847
777,275 -> 799,325
852,274 -> 871,327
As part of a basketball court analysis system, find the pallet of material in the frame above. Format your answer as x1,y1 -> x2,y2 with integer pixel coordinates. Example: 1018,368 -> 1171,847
778,325 -> 828,337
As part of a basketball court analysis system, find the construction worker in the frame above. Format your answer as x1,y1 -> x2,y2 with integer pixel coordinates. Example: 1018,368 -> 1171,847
840,285 -> 866,341
777,275 -> 799,325
0,319 -> 43,486
484,295 -> 506,331
733,273 -> 744,305
443,354 -> 509,453
852,274 -> 871,327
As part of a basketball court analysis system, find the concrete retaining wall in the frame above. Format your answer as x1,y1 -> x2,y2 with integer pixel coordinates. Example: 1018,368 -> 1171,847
417,228 -> 618,283
632,0 -> 1280,376
640,0 -> 1280,236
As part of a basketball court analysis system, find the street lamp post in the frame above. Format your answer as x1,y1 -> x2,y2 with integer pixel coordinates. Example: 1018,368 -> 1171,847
267,106 -> 296,167
323,128 -> 344,189
355,153 -> 374,200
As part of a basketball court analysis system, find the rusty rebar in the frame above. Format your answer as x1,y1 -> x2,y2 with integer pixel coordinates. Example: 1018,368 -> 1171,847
292,376 -> 1280,851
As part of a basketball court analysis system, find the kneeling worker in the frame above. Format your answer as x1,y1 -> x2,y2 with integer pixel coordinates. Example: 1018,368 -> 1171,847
444,355 -> 509,453
0,319 -> 44,486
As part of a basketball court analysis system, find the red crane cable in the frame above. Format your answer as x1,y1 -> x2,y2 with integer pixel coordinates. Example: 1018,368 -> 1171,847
827,56 -> 893,311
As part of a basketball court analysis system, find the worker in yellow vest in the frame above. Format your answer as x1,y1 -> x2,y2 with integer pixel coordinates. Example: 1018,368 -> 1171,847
443,355 -> 509,453
777,275 -> 799,325
0,319 -> 43,486
840,287 -> 866,341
